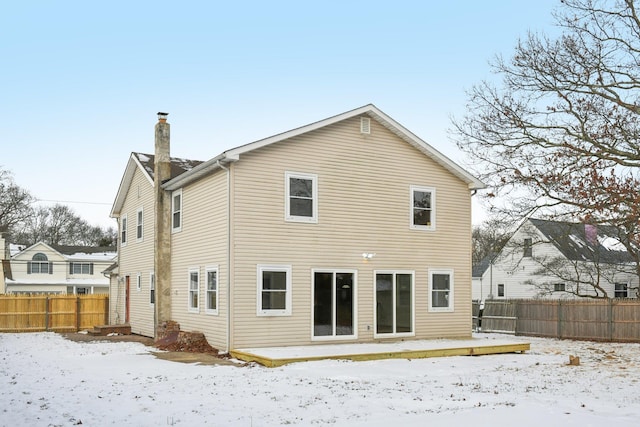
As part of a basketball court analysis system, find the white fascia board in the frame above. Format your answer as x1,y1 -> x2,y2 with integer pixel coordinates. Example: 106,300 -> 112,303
162,153 -> 230,191
110,153 -> 154,217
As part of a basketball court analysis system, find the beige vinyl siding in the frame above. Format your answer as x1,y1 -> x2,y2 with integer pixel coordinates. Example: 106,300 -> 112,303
230,116 -> 472,348
170,169 -> 229,350
116,167 -> 156,336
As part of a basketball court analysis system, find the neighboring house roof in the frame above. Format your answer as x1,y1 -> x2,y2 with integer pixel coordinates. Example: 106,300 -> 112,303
110,153 -> 203,216
472,254 -> 494,278
527,218 -> 631,264
11,242 -> 116,262
102,262 -> 118,275
161,104 -> 486,192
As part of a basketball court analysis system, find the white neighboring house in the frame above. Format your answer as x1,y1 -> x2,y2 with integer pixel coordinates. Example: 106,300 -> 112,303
473,218 -> 639,302
4,242 -> 116,294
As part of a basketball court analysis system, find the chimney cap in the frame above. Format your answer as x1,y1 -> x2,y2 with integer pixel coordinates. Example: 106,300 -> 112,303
157,112 -> 169,121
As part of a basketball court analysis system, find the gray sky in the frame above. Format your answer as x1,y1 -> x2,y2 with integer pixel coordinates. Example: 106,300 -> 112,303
1,0 -> 558,228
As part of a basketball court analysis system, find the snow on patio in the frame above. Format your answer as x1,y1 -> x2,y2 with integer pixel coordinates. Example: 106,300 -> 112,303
1,332 -> 639,426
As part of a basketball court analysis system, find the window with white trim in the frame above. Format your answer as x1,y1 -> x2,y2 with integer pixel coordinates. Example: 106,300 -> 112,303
497,283 -> 505,297
554,283 -> 566,292
136,208 -> 144,241
206,266 -> 218,314
188,268 -> 199,311
313,270 -> 356,339
285,172 -> 318,223
375,271 -> 414,336
257,265 -> 291,316
615,283 -> 628,298
149,272 -> 155,305
121,214 -> 128,247
429,269 -> 454,312
69,262 -> 93,275
136,273 -> 142,291
172,190 -> 182,232
410,186 -> 435,230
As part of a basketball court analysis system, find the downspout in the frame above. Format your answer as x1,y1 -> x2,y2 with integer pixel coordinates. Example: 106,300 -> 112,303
217,160 -> 231,353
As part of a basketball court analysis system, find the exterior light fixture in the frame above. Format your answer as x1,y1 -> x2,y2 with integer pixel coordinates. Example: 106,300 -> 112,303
362,252 -> 376,260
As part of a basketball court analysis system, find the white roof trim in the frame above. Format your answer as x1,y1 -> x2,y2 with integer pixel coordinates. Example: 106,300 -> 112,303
110,153 -> 154,217
163,104 -> 485,190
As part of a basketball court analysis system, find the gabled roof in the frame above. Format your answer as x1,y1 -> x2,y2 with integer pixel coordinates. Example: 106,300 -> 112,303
527,218 -> 632,264
163,104 -> 486,191
472,254 -> 494,278
110,152 -> 203,217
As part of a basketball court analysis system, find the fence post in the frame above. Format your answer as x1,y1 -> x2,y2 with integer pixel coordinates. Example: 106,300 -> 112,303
608,299 -> 614,342
76,296 -> 81,332
557,300 -> 563,339
45,296 -> 50,331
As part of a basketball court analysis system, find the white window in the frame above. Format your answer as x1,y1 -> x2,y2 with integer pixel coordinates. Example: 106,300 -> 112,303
410,186 -> 435,230
206,266 -> 218,314
172,189 -> 182,232
257,265 -> 292,316
523,238 -> 533,257
554,283 -> 566,292
121,214 -> 128,247
615,283 -> 628,298
313,270 -> 357,340
429,269 -> 454,312
149,272 -> 155,305
70,262 -> 93,275
498,283 -> 505,297
285,172 -> 318,223
188,268 -> 199,312
29,253 -> 51,274
375,271 -> 414,337
136,208 -> 144,241
136,273 -> 142,292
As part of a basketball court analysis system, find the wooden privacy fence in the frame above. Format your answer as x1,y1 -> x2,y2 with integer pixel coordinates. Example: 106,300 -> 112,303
481,299 -> 640,342
0,294 -> 108,333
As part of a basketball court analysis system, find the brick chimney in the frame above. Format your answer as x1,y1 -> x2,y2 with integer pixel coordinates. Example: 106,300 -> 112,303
154,112 -> 172,339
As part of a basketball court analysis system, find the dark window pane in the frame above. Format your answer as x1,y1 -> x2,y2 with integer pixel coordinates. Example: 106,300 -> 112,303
290,198 -> 313,217
376,274 -> 393,333
263,271 -> 286,290
290,178 -> 312,198
413,209 -> 431,226
314,272 -> 333,336
336,273 -> 353,336
262,291 -> 286,310
413,191 -> 431,208
432,274 -> 449,290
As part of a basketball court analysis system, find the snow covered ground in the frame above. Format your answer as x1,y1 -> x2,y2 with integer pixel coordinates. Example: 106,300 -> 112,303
1,332 -> 639,426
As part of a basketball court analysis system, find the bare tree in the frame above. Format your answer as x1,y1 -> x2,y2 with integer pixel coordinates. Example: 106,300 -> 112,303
14,204 -> 116,247
452,0 -> 640,288
472,219 -> 511,266
0,168 -> 33,234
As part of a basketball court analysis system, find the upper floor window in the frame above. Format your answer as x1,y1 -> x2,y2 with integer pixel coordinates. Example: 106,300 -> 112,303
136,208 -> 144,241
121,215 -> 128,247
615,283 -> 628,298
523,238 -> 533,257
410,186 -> 435,231
429,269 -> 454,312
554,283 -> 566,292
172,190 -> 182,232
29,253 -> 51,274
257,265 -> 291,316
285,172 -> 318,223
497,283 -> 505,297
69,262 -> 93,275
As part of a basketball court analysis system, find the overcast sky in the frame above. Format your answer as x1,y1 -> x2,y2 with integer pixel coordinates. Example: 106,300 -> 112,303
1,1 -> 558,229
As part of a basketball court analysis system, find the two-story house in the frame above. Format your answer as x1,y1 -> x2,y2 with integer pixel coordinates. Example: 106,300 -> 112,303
473,218 -> 639,301
4,241 -> 116,294
110,105 -> 485,352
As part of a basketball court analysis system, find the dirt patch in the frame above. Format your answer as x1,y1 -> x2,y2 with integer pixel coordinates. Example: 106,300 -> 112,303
62,332 -> 244,366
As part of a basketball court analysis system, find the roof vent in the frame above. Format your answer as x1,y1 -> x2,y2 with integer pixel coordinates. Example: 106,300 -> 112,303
360,117 -> 371,134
